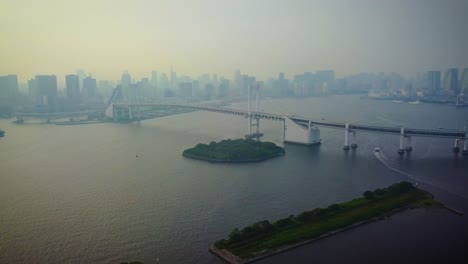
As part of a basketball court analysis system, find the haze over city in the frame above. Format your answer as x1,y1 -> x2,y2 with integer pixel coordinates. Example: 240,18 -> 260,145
1,1 -> 468,264
1,0 -> 468,82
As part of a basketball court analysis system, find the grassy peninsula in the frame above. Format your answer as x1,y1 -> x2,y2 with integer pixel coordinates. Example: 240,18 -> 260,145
182,139 -> 285,162
211,182 -> 442,262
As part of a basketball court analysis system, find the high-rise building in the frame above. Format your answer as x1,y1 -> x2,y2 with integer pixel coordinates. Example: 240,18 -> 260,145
170,66 -> 177,90
241,75 -> 256,96
178,82 -> 193,98
444,68 -> 459,95
28,78 -> 37,99
151,70 -> 158,96
120,71 -> 131,102
83,76 -> 97,99
316,70 -> 335,94
218,79 -> 229,97
460,68 -> 468,95
272,72 -> 289,97
205,83 -> 215,98
159,73 -> 168,88
427,71 -> 441,95
234,70 -> 241,94
151,70 -> 158,86
35,75 -> 58,109
65,74 -> 80,101
0,75 -> 19,99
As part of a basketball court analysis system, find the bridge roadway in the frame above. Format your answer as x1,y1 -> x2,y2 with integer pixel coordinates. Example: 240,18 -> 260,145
113,103 -> 468,139
16,110 -> 103,119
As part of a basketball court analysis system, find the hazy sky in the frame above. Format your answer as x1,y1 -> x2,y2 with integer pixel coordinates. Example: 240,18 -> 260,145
1,0 -> 467,83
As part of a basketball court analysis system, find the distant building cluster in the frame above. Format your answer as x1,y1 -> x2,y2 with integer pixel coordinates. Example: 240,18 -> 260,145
1,66 -> 467,116
367,67 -> 468,104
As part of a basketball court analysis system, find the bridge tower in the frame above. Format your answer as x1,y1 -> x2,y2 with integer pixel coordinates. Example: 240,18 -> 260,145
245,83 -> 263,140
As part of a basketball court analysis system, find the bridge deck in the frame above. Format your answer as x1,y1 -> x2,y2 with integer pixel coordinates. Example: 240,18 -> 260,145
113,103 -> 468,138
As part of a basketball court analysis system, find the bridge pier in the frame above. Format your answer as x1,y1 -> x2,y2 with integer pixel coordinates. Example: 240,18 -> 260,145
453,138 -> 460,153
398,127 -> 405,154
405,136 -> 412,152
343,123 -> 350,150
463,134 -> 468,156
128,105 -> 133,121
351,131 -> 358,149
15,116 -> 24,124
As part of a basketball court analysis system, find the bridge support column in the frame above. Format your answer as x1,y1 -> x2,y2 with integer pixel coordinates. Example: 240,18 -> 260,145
405,136 -> 412,152
343,123 -> 350,150
16,116 -> 24,124
137,105 -> 141,121
255,116 -> 260,137
398,127 -> 405,154
128,105 -> 133,121
463,134 -> 468,156
453,138 -> 460,153
351,131 -> 357,149
112,104 -> 117,121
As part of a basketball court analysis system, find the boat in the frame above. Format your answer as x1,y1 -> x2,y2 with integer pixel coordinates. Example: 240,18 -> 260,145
392,100 -> 403,103
408,100 -> 420,104
0,129 -> 4,137
374,147 -> 380,153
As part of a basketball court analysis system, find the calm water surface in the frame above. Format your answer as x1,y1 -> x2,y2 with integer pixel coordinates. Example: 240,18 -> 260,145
1,95 -> 467,263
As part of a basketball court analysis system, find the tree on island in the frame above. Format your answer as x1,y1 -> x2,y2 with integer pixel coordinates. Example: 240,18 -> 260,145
363,190 -> 375,200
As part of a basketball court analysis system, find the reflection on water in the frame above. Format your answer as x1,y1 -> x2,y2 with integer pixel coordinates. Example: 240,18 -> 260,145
0,95 -> 467,263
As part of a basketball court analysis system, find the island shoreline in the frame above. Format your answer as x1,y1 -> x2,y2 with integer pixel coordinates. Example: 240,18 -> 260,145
209,207 -> 452,264
209,182 -> 451,263
182,152 -> 285,163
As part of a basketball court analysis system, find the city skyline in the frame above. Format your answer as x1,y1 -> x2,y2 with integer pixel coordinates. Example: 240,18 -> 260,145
1,0 -> 468,83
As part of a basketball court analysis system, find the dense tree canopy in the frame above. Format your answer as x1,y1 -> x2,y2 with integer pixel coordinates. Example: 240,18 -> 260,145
183,139 -> 285,162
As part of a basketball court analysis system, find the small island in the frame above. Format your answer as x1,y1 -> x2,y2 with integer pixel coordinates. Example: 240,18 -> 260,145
210,182 -> 443,263
182,139 -> 285,163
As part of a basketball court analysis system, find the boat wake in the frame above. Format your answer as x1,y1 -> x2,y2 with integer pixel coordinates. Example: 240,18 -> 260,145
374,150 -> 467,200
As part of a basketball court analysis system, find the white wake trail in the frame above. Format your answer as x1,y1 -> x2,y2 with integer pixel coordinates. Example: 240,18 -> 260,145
374,151 -> 467,200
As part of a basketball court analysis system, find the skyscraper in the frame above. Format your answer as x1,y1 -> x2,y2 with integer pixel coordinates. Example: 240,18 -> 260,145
460,68 -> 468,95
35,75 -> 58,110
65,74 -> 80,101
427,71 -> 441,95
170,66 -> 177,91
120,71 -> 131,102
0,75 -> 18,100
27,78 -> 37,99
444,68 -> 459,95
272,72 -> 289,97
151,70 -> 158,96
316,70 -> 335,94
83,76 -> 97,99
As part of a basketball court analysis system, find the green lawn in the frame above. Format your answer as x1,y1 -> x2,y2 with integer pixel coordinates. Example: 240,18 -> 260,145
214,182 -> 441,258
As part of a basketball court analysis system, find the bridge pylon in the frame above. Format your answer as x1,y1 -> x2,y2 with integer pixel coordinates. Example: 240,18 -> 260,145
245,83 -> 263,140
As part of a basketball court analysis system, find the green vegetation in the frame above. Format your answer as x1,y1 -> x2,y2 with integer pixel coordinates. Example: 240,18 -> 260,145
214,182 -> 442,259
182,139 -> 285,162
